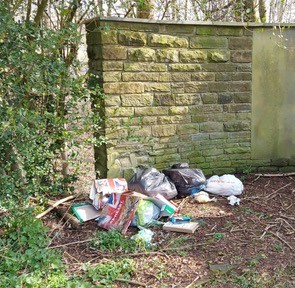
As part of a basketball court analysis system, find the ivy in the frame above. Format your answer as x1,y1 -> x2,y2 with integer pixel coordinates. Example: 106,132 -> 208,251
0,5 -> 101,207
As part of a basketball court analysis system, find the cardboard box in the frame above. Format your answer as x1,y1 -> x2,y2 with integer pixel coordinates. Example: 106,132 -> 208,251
89,178 -> 128,210
97,192 -> 139,234
163,221 -> 199,234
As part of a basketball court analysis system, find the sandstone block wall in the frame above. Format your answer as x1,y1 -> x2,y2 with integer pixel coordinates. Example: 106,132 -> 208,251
85,18 -> 293,178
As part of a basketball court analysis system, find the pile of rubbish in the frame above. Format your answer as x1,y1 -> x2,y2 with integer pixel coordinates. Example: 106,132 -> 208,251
68,163 -> 244,241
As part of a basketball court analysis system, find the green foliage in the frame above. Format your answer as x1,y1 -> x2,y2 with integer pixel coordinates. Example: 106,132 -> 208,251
0,5 -> 102,208
83,258 -> 136,286
0,5 -> 103,287
0,208 -> 60,286
232,270 -> 269,288
91,230 -> 147,252
242,165 -> 253,175
0,208 -> 99,287
272,242 -> 284,252
213,232 -> 225,240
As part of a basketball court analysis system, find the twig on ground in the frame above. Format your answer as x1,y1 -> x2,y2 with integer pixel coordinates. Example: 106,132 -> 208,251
36,194 -> 80,219
265,183 -> 292,200
115,278 -> 147,287
252,175 -> 261,183
279,214 -> 295,221
185,275 -> 200,288
48,238 -> 94,249
229,228 -> 245,233
255,172 -> 295,177
124,251 -> 170,259
55,206 -> 81,229
275,217 -> 295,233
63,250 -> 81,264
161,244 -> 202,251
260,224 -> 276,239
210,224 -> 217,231
269,231 -> 293,250
285,203 -> 293,211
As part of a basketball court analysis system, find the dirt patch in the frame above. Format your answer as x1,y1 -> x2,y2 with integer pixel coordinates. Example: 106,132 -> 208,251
45,174 -> 295,287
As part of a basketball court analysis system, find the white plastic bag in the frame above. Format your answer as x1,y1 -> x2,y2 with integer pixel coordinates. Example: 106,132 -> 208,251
204,174 -> 244,196
227,195 -> 241,206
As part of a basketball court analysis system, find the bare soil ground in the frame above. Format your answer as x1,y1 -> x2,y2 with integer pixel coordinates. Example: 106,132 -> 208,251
44,173 -> 295,287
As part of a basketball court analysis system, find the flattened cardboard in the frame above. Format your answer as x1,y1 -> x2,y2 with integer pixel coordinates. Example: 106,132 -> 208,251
71,203 -> 100,222
163,221 -> 199,234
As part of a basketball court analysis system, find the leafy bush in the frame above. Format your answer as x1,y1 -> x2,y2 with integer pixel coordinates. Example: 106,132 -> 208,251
0,208 -> 61,286
0,5 -> 102,287
0,5 -> 101,207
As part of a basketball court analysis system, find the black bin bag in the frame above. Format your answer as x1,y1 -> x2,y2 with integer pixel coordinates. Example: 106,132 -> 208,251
128,167 -> 178,200
163,163 -> 207,198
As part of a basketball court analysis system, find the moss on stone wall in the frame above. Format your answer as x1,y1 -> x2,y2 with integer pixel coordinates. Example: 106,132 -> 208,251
85,18 -> 294,177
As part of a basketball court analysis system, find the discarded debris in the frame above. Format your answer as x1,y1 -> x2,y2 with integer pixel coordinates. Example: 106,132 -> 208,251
132,199 -> 160,227
131,226 -> 154,246
90,178 -> 128,210
192,191 -> 217,204
71,202 -> 100,222
227,195 -> 241,206
96,191 -> 139,234
128,167 -> 178,199
163,221 -> 199,234
204,174 -> 244,196
163,163 -> 206,197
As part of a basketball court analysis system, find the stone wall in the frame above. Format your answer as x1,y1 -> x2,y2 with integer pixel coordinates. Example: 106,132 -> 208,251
85,17 -> 294,178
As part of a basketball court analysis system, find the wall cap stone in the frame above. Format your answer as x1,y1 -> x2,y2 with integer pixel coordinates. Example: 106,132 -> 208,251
84,16 -> 295,28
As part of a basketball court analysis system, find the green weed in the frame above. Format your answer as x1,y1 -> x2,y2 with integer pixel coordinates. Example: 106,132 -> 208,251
224,220 -> 233,228
242,165 -> 253,175
213,232 -> 225,240
91,230 -> 149,252
83,258 -> 136,286
207,270 -> 271,288
272,242 -> 284,252
232,270 -> 269,287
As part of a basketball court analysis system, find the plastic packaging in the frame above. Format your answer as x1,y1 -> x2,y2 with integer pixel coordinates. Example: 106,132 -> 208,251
169,216 -> 191,224
227,195 -> 241,206
163,163 -> 207,197
131,226 -> 154,246
132,199 -> 161,226
193,191 -> 217,203
128,167 -> 178,200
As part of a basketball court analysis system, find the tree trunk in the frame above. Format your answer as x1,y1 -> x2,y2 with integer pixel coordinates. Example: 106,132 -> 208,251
34,0 -> 49,26
259,0 -> 266,22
